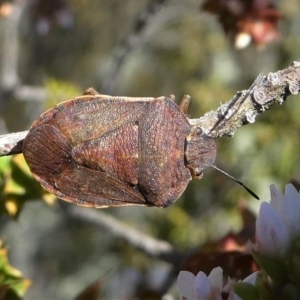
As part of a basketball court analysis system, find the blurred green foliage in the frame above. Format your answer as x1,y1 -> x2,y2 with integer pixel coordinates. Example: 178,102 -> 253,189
0,155 -> 56,218
0,241 -> 30,299
44,78 -> 82,109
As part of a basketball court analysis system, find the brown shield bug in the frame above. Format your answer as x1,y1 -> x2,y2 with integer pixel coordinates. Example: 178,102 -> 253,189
22,89 -> 219,208
22,89 -> 258,208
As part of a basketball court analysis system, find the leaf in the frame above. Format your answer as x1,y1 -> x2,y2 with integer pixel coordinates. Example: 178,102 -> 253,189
252,251 -> 288,282
0,155 -> 56,218
232,282 -> 259,300
0,241 -> 31,299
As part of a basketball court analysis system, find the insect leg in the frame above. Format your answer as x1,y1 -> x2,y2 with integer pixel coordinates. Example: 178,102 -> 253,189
168,94 -> 176,101
83,87 -> 101,96
178,94 -> 191,115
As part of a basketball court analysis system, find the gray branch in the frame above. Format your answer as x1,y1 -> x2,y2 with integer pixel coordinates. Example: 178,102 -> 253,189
102,0 -> 168,94
65,205 -> 184,264
0,130 -> 27,156
0,61 -> 299,156
191,61 -> 300,137
0,1 -> 24,91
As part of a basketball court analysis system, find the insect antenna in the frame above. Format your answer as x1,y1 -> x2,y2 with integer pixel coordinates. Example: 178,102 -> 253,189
211,165 -> 259,200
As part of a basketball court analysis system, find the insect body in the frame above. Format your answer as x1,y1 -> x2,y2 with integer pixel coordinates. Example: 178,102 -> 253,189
22,91 -> 216,208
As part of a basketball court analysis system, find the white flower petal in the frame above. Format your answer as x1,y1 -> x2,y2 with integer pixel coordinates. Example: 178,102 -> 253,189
256,202 -> 290,257
207,267 -> 223,293
242,271 -> 258,285
282,184 -> 300,239
178,271 -> 195,299
195,271 -> 221,300
270,184 -> 300,241
270,184 -> 283,209
178,269 -> 223,300
195,272 -> 211,299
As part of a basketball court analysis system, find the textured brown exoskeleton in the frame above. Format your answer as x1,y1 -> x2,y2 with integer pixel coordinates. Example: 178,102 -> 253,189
22,89 -> 217,208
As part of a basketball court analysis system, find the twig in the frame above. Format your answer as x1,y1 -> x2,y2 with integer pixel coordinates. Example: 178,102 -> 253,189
101,0 -> 168,94
191,61 -> 300,137
65,205 -> 184,264
0,1 -> 48,106
13,85 -> 47,102
64,204 -> 203,293
0,61 -> 299,156
0,1 -> 24,92
0,130 -> 27,156
190,61 -> 300,137
0,0 -> 26,112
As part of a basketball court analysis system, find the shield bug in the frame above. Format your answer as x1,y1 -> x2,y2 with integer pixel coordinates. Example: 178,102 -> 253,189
22,89 -> 258,208
22,89 -> 219,208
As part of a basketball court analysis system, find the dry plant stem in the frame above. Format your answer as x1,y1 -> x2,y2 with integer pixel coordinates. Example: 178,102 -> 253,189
192,61 -> 300,137
66,205 -> 201,294
0,1 -> 24,92
65,205 -> 183,264
102,0 -> 168,94
0,130 -> 27,156
0,61 -> 300,156
0,1 -> 48,105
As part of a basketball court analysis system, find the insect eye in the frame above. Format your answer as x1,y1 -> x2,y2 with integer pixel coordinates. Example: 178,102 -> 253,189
196,127 -> 202,135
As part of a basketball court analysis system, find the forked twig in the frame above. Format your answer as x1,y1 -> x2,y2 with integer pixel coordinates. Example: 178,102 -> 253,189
0,61 -> 299,156
190,61 -> 300,137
